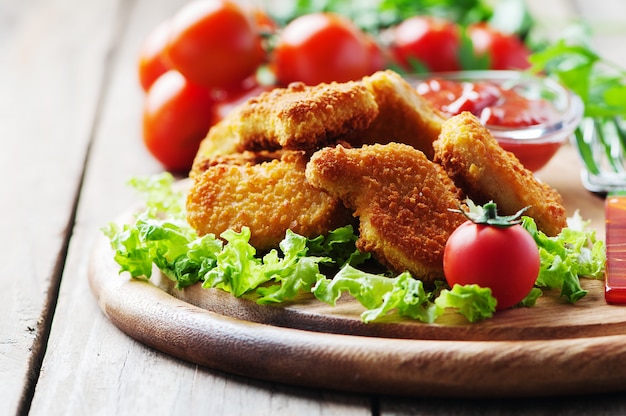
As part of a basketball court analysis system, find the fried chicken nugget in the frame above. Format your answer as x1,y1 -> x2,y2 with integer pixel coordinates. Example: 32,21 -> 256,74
189,120 -> 242,177
187,151 -> 354,251
433,112 -> 567,236
305,143 -> 465,281
190,80 -> 379,177
357,70 -> 447,159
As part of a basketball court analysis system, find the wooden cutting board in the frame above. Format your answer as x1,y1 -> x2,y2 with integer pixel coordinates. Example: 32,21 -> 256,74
89,144 -> 626,398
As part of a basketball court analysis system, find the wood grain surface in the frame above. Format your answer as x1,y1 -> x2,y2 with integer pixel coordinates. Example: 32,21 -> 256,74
0,0 -> 125,413
8,0 -> 626,414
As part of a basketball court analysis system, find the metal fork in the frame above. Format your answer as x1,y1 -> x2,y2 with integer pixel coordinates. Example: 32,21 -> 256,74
574,116 -> 626,303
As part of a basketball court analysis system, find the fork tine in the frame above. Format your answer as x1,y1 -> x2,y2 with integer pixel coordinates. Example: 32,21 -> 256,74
574,118 -> 600,176
574,117 -> 626,193
609,117 -> 626,173
613,117 -> 626,151
597,118 -> 626,173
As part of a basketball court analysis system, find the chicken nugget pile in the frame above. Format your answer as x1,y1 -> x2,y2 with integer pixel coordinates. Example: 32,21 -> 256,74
186,70 -> 567,282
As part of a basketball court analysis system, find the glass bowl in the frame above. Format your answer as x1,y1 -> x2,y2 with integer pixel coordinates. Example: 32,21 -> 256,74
410,70 -> 584,172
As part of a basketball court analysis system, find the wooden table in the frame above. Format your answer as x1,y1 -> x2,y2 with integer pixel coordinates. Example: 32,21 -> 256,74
3,0 -> 625,414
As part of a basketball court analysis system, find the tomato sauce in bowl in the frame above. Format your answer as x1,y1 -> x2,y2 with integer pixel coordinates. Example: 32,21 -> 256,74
413,71 -> 583,172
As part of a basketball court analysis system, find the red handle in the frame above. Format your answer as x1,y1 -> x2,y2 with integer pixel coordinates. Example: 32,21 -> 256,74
605,194 -> 626,303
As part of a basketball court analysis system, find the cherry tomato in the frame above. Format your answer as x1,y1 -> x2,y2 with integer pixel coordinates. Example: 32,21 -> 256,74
272,12 -> 375,86
467,23 -> 531,70
390,16 -> 461,73
443,220 -> 540,310
165,0 -> 265,89
143,70 -> 217,172
137,19 -> 172,91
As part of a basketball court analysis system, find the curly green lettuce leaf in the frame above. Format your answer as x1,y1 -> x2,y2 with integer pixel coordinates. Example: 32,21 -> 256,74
434,284 -> 497,323
254,230 -> 331,303
102,213 -> 222,289
313,265 -> 442,323
521,212 -> 605,303
204,226 -> 364,303
201,227 -> 269,296
313,265 -> 496,323
127,172 -> 187,220
304,224 -> 371,268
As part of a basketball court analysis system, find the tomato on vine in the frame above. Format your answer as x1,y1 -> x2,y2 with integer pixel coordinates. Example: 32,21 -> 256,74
443,201 -> 540,310
272,12 -> 383,86
165,0 -> 265,90
389,16 -> 462,73
142,70 -> 217,172
137,19 -> 172,92
467,23 -> 531,70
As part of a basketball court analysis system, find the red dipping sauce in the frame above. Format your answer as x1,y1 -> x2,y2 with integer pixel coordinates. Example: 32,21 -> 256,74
417,78 -> 559,127
412,73 -> 582,172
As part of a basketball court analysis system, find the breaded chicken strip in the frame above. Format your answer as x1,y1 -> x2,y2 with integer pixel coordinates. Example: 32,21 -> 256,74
193,150 -> 285,172
190,80 -> 379,177
187,151 -> 353,251
306,143 -> 465,282
189,121 -> 242,177
357,70 -> 447,159
433,112 -> 567,236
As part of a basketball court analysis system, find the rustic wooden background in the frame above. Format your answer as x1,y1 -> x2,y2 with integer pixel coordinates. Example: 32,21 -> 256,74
2,0 -> 625,414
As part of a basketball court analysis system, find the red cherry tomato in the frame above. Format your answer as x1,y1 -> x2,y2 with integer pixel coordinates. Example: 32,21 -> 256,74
143,70 -> 217,172
468,23 -> 531,70
137,19 -> 172,91
165,0 -> 265,89
443,220 -> 540,310
390,16 -> 461,73
272,12 -> 375,86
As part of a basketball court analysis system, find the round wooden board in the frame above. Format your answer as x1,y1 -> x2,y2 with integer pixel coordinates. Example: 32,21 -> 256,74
90,145 -> 621,397
90,231 -> 626,398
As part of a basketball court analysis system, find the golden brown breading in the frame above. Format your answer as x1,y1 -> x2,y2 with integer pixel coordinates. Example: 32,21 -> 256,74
193,149 -> 286,172
356,70 -> 447,159
186,151 -> 354,251
189,120 -> 242,177
305,143 -> 465,282
433,112 -> 567,236
189,80 -> 379,177
189,70 -> 448,178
